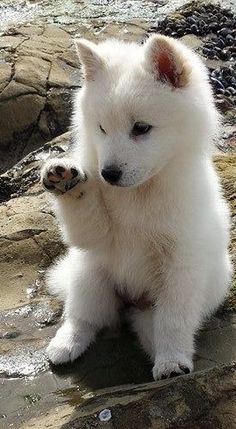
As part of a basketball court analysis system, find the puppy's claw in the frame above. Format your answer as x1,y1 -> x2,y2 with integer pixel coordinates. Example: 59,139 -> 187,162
153,356 -> 193,380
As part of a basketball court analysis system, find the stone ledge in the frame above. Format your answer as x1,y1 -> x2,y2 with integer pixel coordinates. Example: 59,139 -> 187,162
60,363 -> 236,429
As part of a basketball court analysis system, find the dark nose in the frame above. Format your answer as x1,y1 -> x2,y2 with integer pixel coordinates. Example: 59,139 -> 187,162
101,166 -> 122,184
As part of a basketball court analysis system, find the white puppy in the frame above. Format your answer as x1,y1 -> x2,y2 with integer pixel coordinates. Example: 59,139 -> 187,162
41,35 -> 232,380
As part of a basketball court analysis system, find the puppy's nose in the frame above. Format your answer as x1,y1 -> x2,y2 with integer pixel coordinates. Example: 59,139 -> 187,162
101,166 -> 122,185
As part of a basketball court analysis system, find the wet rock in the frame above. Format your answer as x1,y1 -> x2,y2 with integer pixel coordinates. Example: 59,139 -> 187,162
60,363 -> 236,429
0,347 -> 48,378
0,189 -> 63,309
38,110 -> 51,138
0,25 -> 79,173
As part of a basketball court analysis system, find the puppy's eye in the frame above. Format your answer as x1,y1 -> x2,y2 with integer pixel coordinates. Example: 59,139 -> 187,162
131,122 -> 152,137
99,124 -> 106,134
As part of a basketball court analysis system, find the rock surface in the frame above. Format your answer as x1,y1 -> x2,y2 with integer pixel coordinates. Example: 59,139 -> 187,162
0,25 -> 80,172
59,363 -> 236,429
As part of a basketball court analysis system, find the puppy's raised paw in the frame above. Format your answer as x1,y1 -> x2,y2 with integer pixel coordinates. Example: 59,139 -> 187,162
152,355 -> 193,381
41,158 -> 87,195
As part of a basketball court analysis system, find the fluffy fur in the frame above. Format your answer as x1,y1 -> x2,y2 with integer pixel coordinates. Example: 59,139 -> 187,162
41,35 -> 232,380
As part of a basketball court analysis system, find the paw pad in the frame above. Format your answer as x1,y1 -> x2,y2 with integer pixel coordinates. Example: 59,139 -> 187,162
41,160 -> 86,194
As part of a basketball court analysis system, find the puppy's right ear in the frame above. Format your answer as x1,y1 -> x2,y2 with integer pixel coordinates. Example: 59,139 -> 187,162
74,39 -> 104,81
144,35 -> 191,88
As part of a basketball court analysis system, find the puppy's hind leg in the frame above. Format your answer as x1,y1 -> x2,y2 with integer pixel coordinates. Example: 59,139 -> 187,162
46,248 -> 119,364
129,309 -> 155,360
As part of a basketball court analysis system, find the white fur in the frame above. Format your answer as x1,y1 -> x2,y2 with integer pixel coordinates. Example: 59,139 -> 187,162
42,36 -> 232,379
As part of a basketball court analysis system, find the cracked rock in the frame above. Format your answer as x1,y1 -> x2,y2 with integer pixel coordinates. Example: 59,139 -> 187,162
0,25 -> 80,173
14,56 -> 51,95
0,94 -> 45,148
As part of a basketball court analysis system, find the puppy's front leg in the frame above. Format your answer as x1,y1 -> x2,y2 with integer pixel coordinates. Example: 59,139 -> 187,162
152,258 -> 204,380
46,251 -> 119,364
41,157 -> 110,248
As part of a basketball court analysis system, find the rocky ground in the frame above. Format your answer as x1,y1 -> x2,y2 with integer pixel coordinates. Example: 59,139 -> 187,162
0,1 -> 236,428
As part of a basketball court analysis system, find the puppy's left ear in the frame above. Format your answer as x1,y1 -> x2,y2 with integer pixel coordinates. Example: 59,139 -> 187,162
74,39 -> 104,81
144,35 -> 191,88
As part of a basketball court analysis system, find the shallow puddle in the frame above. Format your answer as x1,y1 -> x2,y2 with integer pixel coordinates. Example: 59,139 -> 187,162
0,297 -> 235,428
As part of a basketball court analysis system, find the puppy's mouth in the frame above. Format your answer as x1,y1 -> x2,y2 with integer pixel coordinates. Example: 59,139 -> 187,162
102,179 -> 133,188
105,177 -> 147,188
118,170 -> 156,188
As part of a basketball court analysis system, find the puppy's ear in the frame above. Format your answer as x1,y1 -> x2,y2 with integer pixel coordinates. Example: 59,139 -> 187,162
74,39 -> 104,81
144,35 -> 191,88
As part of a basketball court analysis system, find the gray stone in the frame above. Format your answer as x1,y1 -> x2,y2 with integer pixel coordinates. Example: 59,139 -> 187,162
0,61 -> 12,86
18,34 -> 72,57
42,25 -> 71,40
48,59 -> 81,87
0,94 -> 45,148
14,56 -> 51,95
17,25 -> 44,37
38,110 -> 51,137
47,87 -> 74,132
0,36 -> 26,50
0,80 -> 37,102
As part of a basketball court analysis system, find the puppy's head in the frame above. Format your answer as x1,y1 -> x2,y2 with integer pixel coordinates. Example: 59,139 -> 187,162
74,35 -> 217,187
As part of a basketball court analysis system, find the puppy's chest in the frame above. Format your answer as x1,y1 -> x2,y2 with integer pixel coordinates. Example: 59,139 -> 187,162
103,199 -> 171,292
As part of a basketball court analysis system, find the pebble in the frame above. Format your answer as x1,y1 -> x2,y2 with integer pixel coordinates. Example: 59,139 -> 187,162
190,24 -> 198,33
221,49 -> 230,61
211,78 -> 225,91
226,87 -> 236,95
98,409 -> 112,422
2,330 -> 21,339
209,66 -> 236,104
